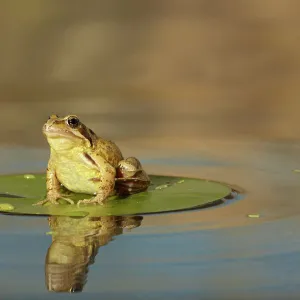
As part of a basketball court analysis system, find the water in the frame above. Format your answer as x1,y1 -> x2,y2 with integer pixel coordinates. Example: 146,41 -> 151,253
2,1 -> 300,298
1,139 -> 300,299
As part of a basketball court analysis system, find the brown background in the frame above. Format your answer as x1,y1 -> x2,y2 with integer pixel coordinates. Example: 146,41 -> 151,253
0,0 -> 299,147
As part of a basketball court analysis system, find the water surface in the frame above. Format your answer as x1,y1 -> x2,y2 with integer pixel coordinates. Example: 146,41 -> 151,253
1,137 -> 300,299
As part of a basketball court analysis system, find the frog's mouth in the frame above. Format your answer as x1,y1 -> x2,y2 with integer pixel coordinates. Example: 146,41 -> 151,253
43,121 -> 93,149
44,130 -> 85,151
43,128 -> 82,141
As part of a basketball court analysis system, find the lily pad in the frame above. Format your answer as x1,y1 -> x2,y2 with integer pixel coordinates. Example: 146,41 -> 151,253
0,174 -> 231,217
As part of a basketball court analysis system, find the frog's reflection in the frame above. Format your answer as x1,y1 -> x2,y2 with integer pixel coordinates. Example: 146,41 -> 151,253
45,215 -> 143,293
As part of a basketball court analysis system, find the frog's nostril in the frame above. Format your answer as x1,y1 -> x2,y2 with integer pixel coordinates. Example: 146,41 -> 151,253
43,122 -> 52,131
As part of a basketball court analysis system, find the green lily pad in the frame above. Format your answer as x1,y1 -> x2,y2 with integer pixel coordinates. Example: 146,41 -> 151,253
0,174 -> 231,217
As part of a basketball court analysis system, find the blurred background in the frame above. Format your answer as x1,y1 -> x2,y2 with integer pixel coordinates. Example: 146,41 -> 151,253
1,0 -> 300,149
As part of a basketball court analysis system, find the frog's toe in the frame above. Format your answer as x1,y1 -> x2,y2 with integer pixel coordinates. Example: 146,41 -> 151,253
33,199 -> 47,206
33,198 -> 59,206
60,197 -> 74,205
77,198 -> 102,206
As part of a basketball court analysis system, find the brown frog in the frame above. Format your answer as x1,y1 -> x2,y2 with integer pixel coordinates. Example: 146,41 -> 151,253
35,114 -> 150,206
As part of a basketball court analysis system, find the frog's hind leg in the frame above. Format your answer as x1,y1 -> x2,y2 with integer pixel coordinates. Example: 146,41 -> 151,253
115,157 -> 150,196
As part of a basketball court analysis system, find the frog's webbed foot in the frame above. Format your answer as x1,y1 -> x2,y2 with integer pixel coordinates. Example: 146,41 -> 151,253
76,190 -> 109,206
33,193 -> 74,206
77,199 -> 100,206
33,198 -> 60,206
115,178 -> 150,195
77,196 -> 105,207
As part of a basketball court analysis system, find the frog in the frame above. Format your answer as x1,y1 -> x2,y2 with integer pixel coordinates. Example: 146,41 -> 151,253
34,114 -> 150,206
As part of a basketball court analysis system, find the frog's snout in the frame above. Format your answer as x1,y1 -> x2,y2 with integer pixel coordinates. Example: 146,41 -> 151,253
43,123 -> 50,133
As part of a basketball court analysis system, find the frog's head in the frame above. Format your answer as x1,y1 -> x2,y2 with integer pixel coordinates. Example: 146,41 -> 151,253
43,114 -> 97,151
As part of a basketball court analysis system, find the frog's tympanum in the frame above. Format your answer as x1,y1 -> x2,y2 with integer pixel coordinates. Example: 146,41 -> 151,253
35,114 -> 150,206
45,215 -> 143,292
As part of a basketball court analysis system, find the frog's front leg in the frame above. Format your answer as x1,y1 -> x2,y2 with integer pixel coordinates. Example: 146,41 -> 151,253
77,156 -> 116,206
34,161 -> 74,206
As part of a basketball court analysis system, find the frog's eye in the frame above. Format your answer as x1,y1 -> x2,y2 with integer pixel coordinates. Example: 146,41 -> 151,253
67,116 -> 80,128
